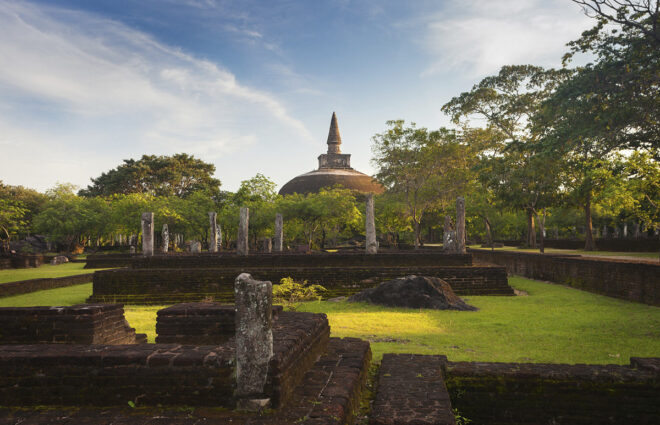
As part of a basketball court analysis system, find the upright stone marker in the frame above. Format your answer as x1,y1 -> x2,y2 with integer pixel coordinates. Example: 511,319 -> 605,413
365,194 -> 377,254
235,273 -> 273,409
161,224 -> 169,253
456,197 -> 466,254
141,212 -> 154,256
443,215 -> 455,252
209,212 -> 218,253
237,207 -> 249,256
190,241 -> 201,253
274,213 -> 284,252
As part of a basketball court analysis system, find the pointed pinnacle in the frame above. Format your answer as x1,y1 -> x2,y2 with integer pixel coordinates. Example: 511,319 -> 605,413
326,112 -> 342,154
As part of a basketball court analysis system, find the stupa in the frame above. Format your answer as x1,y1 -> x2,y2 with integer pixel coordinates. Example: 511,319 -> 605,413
279,112 -> 385,195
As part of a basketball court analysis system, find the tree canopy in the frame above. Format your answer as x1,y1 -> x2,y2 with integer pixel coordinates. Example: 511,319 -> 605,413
78,154 -> 222,199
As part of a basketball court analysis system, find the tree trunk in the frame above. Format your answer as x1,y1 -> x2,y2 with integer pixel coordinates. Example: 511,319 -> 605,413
526,208 -> 536,248
538,209 -> 546,254
484,217 -> 493,247
584,193 -> 595,251
413,220 -> 421,250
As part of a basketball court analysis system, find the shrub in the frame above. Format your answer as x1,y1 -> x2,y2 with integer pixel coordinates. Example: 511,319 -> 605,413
273,277 -> 326,310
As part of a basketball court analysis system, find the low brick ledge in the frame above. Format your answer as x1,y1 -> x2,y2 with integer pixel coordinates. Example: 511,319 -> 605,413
0,273 -> 94,298
0,337 -> 372,425
372,353 -> 456,425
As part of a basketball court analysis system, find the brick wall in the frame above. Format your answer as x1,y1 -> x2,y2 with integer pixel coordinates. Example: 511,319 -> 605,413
0,273 -> 94,298
156,303 -> 283,344
495,238 -> 659,252
0,304 -> 145,344
445,358 -> 660,425
89,265 -> 512,304
0,311 -> 329,408
84,251 -> 473,269
471,249 -> 660,306
0,254 -> 45,270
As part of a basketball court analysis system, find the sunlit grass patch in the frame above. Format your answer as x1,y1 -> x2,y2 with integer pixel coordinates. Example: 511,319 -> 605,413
0,262 -> 107,284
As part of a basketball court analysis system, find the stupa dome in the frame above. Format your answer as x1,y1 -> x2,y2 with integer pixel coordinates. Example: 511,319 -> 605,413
279,112 -> 385,196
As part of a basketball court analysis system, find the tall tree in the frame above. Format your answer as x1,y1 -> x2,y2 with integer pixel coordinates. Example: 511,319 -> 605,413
443,66 -> 567,248
79,154 -> 222,198
371,121 -> 476,248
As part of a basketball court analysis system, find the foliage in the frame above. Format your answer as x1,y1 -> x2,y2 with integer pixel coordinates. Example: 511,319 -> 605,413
272,277 -> 326,309
371,121 -> 477,248
0,199 -> 28,252
79,153 -> 222,199
280,187 -> 362,249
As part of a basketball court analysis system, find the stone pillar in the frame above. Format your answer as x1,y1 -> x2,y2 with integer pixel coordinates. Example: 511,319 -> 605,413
274,213 -> 284,252
209,212 -> 218,253
141,212 -> 154,256
456,197 -> 466,254
235,273 -> 273,410
260,238 -> 272,253
237,207 -> 249,256
161,224 -> 169,253
365,194 -> 377,254
190,241 -> 201,253
443,215 -> 454,252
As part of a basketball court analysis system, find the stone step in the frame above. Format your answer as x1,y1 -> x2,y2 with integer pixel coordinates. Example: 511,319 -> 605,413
371,353 -> 455,425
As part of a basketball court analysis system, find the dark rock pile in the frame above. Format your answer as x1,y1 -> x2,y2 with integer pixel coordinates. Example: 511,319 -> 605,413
348,275 -> 477,311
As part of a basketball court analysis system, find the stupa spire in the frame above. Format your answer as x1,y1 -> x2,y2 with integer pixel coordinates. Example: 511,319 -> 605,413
326,112 -> 342,154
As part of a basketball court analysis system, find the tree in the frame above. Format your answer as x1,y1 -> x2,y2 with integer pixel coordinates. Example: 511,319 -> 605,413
532,1 -> 659,248
79,154 -> 222,198
442,66 -> 568,248
372,121 -> 476,248
0,199 -> 27,253
0,181 -> 48,238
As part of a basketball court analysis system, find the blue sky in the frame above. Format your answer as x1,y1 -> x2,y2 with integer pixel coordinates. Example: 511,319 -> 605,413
0,0 -> 593,193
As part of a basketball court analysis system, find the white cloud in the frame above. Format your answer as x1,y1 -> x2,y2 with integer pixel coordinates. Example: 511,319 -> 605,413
0,0 -> 313,191
420,0 -> 593,78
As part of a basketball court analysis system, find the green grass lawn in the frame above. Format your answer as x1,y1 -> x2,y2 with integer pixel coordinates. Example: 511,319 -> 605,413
0,262 -> 104,284
0,277 -> 658,364
469,244 -> 659,259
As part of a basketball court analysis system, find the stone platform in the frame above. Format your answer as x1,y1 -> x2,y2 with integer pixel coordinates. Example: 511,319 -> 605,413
0,337 -> 371,425
0,304 -> 145,344
90,265 -> 512,304
0,311 -> 330,409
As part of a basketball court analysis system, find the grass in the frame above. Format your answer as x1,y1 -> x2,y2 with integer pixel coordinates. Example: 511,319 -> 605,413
296,276 -> 660,364
0,262 -> 105,284
469,244 -> 658,259
1,277 -> 658,363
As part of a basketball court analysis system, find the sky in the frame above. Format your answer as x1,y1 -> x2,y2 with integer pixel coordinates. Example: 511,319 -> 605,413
0,0 -> 594,193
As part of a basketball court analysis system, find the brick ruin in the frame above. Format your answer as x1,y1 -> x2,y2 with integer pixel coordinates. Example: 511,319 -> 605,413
0,298 -> 658,423
88,251 -> 514,304
0,304 -> 145,344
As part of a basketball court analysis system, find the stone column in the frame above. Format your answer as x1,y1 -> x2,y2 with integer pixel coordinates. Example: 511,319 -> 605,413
456,197 -> 466,254
209,212 -> 218,253
274,213 -> 284,252
161,224 -> 169,253
237,207 -> 249,256
365,194 -> 377,254
141,212 -> 154,256
443,215 -> 454,253
235,273 -> 273,409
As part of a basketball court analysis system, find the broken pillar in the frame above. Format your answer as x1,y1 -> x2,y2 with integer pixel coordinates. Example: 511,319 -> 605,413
365,194 -> 377,254
237,207 -> 249,256
141,212 -> 154,256
209,212 -> 218,253
274,213 -> 283,252
234,273 -> 273,410
456,197 -> 466,254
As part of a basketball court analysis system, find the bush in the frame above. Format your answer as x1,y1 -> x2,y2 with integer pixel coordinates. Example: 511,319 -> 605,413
273,277 -> 326,310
